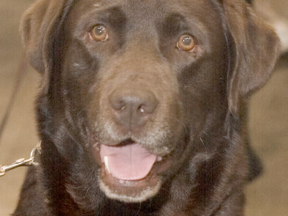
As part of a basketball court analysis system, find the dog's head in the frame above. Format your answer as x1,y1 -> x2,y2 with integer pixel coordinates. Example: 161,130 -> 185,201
21,0 -> 279,208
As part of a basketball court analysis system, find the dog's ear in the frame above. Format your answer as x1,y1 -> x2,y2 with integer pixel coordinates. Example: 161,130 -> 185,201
222,0 -> 280,114
20,0 -> 73,74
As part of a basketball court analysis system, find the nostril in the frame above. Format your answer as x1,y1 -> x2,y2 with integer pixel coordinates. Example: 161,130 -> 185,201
139,105 -> 145,113
138,102 -> 157,114
109,94 -> 126,111
113,100 -> 126,111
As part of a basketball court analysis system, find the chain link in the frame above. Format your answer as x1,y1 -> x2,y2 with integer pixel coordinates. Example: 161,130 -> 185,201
0,143 -> 41,177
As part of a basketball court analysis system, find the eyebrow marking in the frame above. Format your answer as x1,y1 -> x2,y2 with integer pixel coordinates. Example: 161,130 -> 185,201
160,13 -> 188,38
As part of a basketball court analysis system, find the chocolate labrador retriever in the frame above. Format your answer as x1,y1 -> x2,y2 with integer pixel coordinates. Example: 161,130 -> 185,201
13,0 -> 280,215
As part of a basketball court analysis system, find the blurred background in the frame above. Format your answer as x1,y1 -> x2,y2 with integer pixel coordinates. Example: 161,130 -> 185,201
0,0 -> 287,215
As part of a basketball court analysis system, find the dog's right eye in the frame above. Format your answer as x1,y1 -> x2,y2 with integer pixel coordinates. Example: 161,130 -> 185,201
90,25 -> 109,42
176,35 -> 195,52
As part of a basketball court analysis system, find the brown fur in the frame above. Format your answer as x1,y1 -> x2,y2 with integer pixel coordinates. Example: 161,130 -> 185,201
14,0 -> 279,215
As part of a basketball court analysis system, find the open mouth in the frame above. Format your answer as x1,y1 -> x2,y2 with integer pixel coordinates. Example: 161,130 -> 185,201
92,139 -> 171,203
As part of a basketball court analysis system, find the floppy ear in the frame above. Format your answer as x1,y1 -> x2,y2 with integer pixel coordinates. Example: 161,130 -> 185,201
20,0 -> 74,74
222,0 -> 280,114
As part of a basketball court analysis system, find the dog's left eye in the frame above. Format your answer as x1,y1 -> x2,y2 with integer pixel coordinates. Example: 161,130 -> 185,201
176,35 -> 195,52
90,25 -> 109,42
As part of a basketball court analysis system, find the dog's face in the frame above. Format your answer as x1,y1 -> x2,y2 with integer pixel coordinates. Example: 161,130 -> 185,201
21,0 -> 279,210
63,0 -> 230,202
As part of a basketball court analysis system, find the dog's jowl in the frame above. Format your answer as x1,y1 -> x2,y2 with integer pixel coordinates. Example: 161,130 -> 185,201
14,0 -> 280,215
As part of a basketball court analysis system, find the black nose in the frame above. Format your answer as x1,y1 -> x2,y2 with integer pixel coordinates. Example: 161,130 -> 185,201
109,89 -> 159,130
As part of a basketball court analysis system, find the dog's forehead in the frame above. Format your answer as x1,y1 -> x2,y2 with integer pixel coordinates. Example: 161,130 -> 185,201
70,0 -> 221,28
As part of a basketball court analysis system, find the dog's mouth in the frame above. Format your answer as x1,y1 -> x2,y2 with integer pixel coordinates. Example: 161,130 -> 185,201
100,143 -> 162,181
92,139 -> 171,203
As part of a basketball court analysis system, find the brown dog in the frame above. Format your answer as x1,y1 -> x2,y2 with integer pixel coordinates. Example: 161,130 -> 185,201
13,0 -> 280,215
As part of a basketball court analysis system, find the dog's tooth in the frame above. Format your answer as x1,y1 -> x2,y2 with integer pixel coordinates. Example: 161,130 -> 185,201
93,143 -> 100,151
157,156 -> 163,162
104,156 -> 111,174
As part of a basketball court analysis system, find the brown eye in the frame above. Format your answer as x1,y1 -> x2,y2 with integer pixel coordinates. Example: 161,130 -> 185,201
176,35 -> 195,52
90,25 -> 109,41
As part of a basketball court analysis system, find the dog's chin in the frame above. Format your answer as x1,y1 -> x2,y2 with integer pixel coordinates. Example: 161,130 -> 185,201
92,142 -> 172,203
98,168 -> 163,203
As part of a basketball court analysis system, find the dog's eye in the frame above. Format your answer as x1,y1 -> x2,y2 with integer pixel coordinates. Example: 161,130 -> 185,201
90,25 -> 109,42
176,35 -> 195,52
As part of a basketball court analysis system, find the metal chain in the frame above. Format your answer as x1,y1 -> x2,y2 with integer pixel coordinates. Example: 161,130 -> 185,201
0,143 -> 41,177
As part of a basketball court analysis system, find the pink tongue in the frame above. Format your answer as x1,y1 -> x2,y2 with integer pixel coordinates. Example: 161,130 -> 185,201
100,144 -> 157,181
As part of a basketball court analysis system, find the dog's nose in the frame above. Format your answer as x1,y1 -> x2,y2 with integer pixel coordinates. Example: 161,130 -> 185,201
109,89 -> 159,130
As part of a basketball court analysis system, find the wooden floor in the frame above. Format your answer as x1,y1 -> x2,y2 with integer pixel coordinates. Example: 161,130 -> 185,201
0,0 -> 287,215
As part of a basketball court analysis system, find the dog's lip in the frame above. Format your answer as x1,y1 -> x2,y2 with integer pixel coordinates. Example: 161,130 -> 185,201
98,162 -> 163,203
93,142 -> 165,180
100,143 -> 162,181
92,141 -> 172,202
